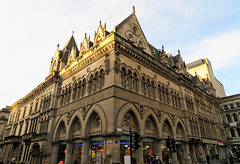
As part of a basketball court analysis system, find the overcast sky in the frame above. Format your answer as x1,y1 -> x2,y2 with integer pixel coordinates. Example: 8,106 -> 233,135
1,0 -> 240,108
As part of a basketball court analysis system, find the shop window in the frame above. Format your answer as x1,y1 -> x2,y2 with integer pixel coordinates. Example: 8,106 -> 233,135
91,142 -> 104,164
73,143 -> 83,163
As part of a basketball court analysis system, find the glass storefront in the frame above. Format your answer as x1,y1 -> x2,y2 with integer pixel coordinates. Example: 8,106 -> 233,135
57,142 -> 67,163
161,140 -> 170,164
73,140 -> 83,164
91,141 -> 104,164
143,142 -> 155,163
120,141 -> 134,163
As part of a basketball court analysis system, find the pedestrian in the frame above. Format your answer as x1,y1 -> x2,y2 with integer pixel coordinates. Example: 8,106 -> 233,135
0,158 -> 4,164
10,158 -> 15,164
156,156 -> 162,164
150,156 -> 156,164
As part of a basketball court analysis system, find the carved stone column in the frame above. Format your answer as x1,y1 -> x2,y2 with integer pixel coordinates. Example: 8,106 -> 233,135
135,141 -> 143,163
156,140 -> 163,162
51,142 -> 59,164
183,142 -> 192,164
65,140 -> 73,164
81,139 -> 90,164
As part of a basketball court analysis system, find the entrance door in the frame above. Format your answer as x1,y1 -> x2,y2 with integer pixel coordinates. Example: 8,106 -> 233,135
57,144 -> 66,163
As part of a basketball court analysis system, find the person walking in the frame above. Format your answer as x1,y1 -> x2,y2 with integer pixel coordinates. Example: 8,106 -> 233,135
156,156 -> 162,164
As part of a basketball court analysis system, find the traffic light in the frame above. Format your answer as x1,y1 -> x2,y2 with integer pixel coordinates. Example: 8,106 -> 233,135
166,137 -> 170,148
134,132 -> 141,150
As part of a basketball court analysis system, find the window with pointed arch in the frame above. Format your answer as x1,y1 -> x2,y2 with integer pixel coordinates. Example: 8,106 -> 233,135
67,87 -> 71,103
158,85 -> 162,101
146,79 -> 150,97
82,79 -> 86,97
141,77 -> 146,95
88,75 -> 94,94
94,72 -> 99,92
132,73 -> 138,92
99,69 -> 104,89
171,91 -> 175,107
226,114 -> 232,123
72,83 -> 77,101
121,68 -> 126,88
233,113 -> 238,122
230,128 -> 236,138
150,81 -> 155,98
77,81 -> 82,99
166,88 -> 170,104
162,86 -> 166,103
237,128 -> 240,137
127,70 -> 132,90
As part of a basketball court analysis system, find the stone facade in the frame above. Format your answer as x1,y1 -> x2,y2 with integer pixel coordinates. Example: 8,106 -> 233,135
0,10 -> 228,164
220,94 -> 240,158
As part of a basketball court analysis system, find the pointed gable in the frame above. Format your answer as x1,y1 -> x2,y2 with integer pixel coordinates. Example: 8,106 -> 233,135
115,12 -> 152,55
94,21 -> 109,45
79,33 -> 93,57
61,35 -> 78,63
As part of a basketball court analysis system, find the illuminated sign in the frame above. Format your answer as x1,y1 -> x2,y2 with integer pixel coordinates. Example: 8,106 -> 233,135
92,142 -> 104,146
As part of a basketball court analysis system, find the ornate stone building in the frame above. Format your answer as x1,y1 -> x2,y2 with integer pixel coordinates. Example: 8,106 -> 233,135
0,106 -> 10,154
0,8 -> 228,164
220,94 -> 240,158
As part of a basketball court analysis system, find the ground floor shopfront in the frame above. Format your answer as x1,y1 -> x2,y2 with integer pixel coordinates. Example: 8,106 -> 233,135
50,136 -> 230,164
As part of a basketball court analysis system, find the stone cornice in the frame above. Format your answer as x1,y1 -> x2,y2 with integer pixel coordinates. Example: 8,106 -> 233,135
59,41 -> 114,81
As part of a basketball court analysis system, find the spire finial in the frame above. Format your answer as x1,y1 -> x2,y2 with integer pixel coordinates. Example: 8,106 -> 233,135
162,45 -> 164,51
72,30 -> 74,36
132,5 -> 135,14
99,20 -> 101,26
178,49 -> 180,55
85,32 -> 87,38
57,43 -> 60,49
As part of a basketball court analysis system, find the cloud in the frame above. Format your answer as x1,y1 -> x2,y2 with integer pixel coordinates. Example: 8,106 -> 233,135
182,29 -> 240,70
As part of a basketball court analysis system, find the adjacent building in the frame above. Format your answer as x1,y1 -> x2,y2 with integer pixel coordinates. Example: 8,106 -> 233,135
220,94 -> 240,157
0,106 -> 10,156
186,58 -> 226,98
0,8 -> 228,164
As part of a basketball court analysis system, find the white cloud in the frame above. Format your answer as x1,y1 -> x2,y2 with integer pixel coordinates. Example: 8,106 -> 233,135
182,29 -> 240,70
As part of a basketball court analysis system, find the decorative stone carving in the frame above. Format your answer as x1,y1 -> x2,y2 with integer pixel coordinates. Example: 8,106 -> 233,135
171,114 -> 176,126
105,53 -> 110,75
114,52 -> 121,73
82,106 -> 87,120
139,104 -> 144,119
157,110 -> 162,123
